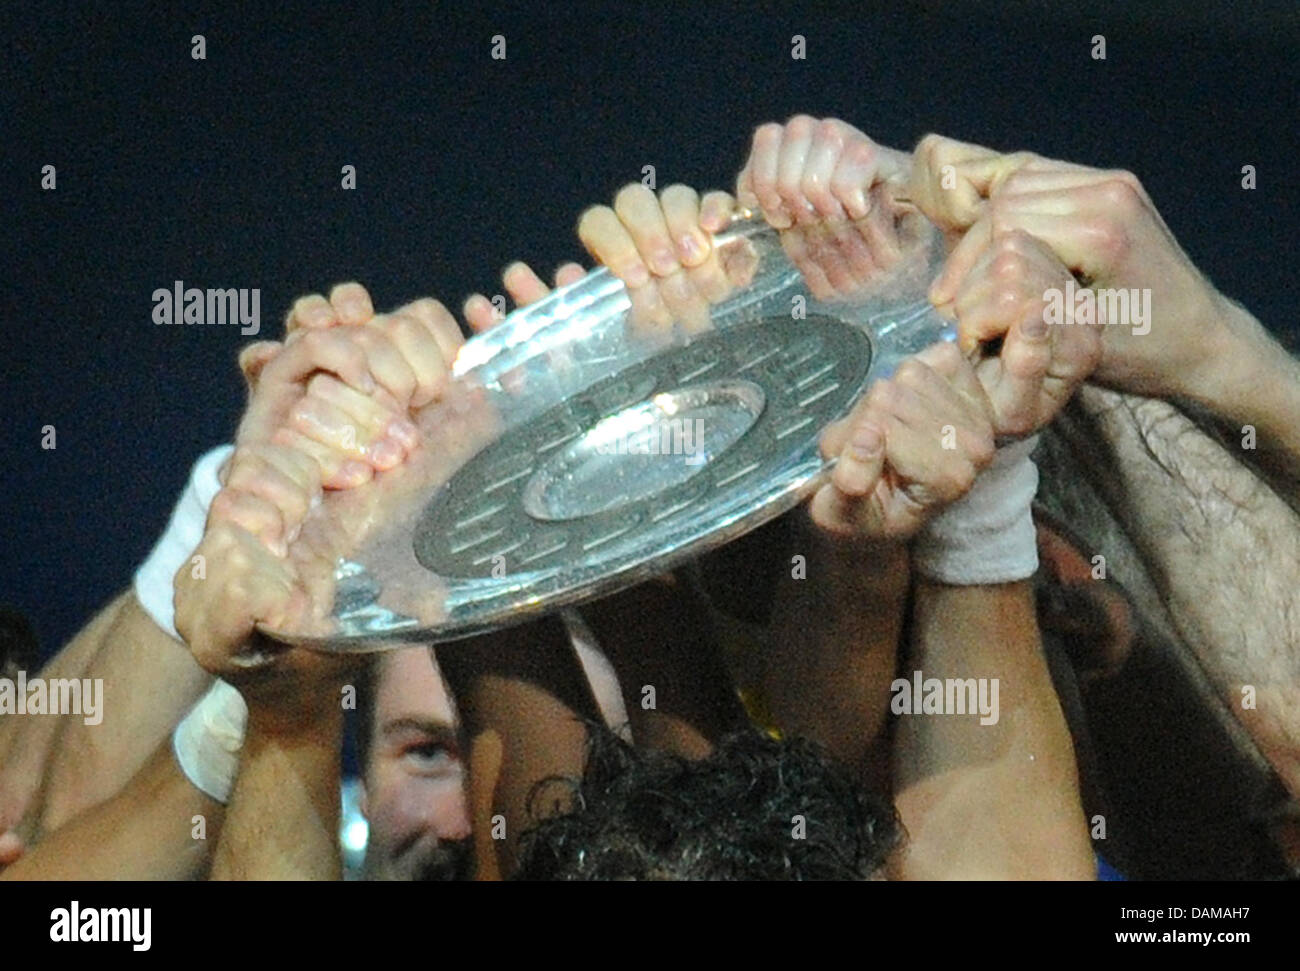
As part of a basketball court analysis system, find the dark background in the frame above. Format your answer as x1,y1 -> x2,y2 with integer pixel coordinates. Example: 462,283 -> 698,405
4,0 -> 1298,659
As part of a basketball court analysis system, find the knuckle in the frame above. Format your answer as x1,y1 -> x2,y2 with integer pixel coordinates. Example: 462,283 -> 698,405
996,230 -> 1029,255
1099,177 -> 1142,215
815,117 -> 846,149
866,378 -> 895,410
969,431 -> 997,468
992,251 -> 1024,280
993,283 -> 1025,311
1086,215 -> 1130,262
1001,409 -> 1034,437
386,313 -> 424,344
950,461 -> 978,495
932,340 -> 963,369
305,372 -> 337,398
915,133 -> 947,168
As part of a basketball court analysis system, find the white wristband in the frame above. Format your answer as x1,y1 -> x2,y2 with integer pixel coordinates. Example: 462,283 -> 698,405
912,435 -> 1040,585
171,678 -> 248,804
132,444 -> 234,640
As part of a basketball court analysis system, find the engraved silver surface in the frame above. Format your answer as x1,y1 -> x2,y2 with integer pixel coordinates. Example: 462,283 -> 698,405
261,214 -> 957,650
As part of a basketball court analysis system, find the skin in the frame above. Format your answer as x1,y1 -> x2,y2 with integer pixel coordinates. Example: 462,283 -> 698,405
188,284 -> 469,879
905,131 -> 1300,805
562,125 -> 1099,877
0,743 -> 222,881
762,512 -> 910,791
810,342 -> 1093,879
909,133 -> 1300,493
0,603 -> 120,858
360,648 -> 470,881
16,285 -> 453,846
205,262 -> 612,881
579,573 -> 748,761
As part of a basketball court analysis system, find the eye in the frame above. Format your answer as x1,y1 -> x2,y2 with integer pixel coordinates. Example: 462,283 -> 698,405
401,742 -> 459,775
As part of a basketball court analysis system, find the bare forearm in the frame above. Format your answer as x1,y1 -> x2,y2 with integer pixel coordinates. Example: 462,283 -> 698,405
2,743 -> 221,880
436,621 -> 599,876
1190,300 -> 1300,494
764,512 -> 909,783
211,710 -> 342,881
1,591 -> 116,835
582,575 -> 746,760
1062,385 -> 1300,796
40,594 -> 211,832
891,580 -> 1092,880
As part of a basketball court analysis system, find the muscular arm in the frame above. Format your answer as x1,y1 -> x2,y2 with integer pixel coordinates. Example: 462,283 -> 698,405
2,740 -> 221,880
38,594 -> 210,834
1046,385 -> 1300,798
0,591 -> 114,840
763,510 -> 909,788
891,580 -> 1094,880
1180,301 -> 1300,501
435,618 -> 601,877
211,704 -> 342,881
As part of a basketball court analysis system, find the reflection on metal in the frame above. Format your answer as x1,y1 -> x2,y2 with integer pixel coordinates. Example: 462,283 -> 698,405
263,214 -> 956,650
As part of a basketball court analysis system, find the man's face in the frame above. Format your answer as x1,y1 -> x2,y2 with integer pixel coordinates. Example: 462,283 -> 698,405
361,648 -> 472,880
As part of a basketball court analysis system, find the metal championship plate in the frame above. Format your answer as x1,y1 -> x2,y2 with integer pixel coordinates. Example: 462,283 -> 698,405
264,212 -> 955,651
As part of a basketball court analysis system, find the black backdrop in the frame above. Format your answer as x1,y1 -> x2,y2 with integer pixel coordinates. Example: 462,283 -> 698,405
5,0 -> 1298,659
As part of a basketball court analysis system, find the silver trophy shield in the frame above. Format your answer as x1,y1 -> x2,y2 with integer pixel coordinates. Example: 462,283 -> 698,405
263,210 -> 956,651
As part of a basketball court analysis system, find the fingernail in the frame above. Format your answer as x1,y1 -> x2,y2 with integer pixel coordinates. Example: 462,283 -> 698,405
765,207 -> 792,229
340,460 -> 371,483
678,232 -> 708,264
1023,314 -> 1049,339
651,250 -> 678,276
370,438 -> 404,469
386,417 -> 420,449
848,423 -> 882,460
624,262 -> 650,287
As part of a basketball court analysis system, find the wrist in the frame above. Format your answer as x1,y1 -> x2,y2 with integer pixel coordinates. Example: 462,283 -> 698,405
1180,294 -> 1280,417
243,684 -> 346,742
912,437 -> 1039,586
799,504 -> 910,594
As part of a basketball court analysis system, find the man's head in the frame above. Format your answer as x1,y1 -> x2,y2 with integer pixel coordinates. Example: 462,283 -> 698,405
356,647 -> 472,881
515,725 -> 902,880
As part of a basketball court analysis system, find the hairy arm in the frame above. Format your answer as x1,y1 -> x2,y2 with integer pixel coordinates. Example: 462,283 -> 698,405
1050,385 -> 1300,798
1179,301 -> 1300,501
211,702 -> 342,881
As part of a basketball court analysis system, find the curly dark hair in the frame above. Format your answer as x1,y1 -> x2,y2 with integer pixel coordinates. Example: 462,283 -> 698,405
515,725 -> 902,880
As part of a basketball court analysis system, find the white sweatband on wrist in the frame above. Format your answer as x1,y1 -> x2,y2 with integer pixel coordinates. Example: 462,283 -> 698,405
912,435 -> 1040,585
133,444 -> 234,640
172,678 -> 248,804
